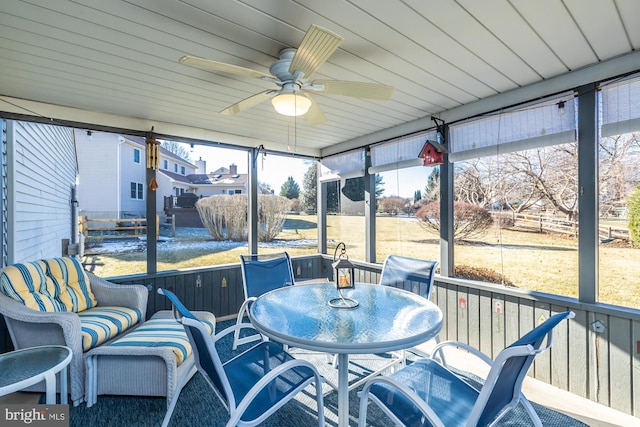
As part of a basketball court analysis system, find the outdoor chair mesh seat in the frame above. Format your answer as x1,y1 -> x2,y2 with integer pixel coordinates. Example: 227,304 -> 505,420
358,310 -> 575,427
158,288 -> 325,427
233,252 -> 296,350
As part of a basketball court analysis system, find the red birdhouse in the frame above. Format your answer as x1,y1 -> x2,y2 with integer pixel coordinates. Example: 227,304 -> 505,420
419,140 -> 446,166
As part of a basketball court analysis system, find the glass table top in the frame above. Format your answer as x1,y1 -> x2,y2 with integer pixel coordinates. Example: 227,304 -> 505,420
0,346 -> 71,388
249,283 -> 443,354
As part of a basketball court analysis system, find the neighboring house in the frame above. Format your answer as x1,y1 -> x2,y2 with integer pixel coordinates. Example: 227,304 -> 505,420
74,130 -> 247,223
188,161 -> 247,197
1,120 -> 77,263
74,130 -> 197,221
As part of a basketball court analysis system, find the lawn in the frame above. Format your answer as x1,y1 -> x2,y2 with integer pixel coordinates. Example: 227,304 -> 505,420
82,213 -> 640,309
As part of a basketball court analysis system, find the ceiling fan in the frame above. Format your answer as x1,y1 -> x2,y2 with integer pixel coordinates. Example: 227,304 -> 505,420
179,25 -> 394,126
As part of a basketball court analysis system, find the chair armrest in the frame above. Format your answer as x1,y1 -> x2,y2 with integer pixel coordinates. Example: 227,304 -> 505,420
430,340 -> 493,370
88,272 -> 148,317
213,323 -> 262,345
0,292 -> 84,363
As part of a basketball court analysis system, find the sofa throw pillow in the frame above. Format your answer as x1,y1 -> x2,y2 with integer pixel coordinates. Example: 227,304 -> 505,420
0,261 -> 68,311
45,257 -> 97,312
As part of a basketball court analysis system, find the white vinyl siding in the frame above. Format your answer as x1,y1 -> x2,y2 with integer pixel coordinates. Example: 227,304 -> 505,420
75,130 -> 121,218
8,121 -> 76,263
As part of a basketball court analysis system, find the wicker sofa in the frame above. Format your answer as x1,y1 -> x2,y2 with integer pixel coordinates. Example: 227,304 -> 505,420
0,257 -> 148,405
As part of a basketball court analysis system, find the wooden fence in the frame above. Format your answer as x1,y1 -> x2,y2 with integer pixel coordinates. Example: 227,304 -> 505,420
78,215 -> 159,240
492,212 -> 630,241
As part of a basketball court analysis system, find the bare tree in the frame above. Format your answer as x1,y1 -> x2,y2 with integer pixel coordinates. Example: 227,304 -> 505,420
599,132 -> 640,216
505,144 -> 578,220
161,140 -> 192,162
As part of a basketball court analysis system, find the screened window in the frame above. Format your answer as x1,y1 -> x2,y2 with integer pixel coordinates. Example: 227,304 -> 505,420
371,131 -> 440,263
450,94 -> 579,298
598,75 -> 640,309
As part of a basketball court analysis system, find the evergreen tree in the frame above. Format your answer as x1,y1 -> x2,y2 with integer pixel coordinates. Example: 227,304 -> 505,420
424,168 -> 440,200
327,180 -> 340,213
414,189 -> 422,203
628,185 -> 640,245
302,163 -> 318,213
280,176 -> 300,199
375,174 -> 385,199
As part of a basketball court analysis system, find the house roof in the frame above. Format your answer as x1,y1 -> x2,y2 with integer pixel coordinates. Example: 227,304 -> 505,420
160,169 -> 247,186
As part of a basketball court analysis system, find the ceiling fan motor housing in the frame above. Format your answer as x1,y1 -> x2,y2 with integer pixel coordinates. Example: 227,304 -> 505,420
270,48 -> 301,84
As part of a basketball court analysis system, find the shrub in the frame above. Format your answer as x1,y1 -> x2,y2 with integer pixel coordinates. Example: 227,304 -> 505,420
378,196 -> 407,215
452,265 -> 515,287
258,195 -> 290,241
629,185 -> 640,245
289,198 -> 301,213
415,201 -> 493,240
196,194 -> 290,242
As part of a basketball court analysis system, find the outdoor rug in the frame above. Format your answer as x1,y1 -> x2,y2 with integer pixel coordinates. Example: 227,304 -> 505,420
65,319 -> 589,427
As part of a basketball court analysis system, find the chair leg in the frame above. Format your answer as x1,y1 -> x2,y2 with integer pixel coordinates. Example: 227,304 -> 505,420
357,388 -> 371,427
232,308 -> 247,351
520,395 -> 543,427
314,377 -> 325,427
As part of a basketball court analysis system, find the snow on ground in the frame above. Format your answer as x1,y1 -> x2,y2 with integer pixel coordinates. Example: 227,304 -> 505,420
85,227 -> 318,254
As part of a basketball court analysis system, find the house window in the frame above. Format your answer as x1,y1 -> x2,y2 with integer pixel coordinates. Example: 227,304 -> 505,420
133,149 -> 140,164
181,166 -> 186,175
174,163 -> 178,173
234,189 -> 242,194
130,182 -> 143,200
163,160 -> 168,169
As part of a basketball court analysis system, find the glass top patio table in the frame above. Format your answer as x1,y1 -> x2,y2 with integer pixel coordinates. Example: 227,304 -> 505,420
0,345 -> 72,404
249,282 -> 443,427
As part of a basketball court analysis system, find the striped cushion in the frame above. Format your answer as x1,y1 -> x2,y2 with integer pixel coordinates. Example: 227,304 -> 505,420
109,318 -> 215,365
79,306 -> 143,351
0,261 -> 68,312
45,257 -> 96,312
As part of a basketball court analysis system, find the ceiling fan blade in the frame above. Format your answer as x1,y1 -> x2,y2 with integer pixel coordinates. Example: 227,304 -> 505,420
289,25 -> 343,78
312,79 -> 394,100
220,90 -> 273,115
180,55 -> 272,79
304,95 -> 327,126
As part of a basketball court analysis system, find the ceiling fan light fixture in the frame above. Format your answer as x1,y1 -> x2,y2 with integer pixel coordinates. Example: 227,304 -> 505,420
271,93 -> 312,116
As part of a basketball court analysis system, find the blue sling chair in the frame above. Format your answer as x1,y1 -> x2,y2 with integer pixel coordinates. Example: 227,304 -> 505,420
379,255 -> 440,367
233,252 -> 296,350
158,288 -> 325,427
358,310 -> 575,427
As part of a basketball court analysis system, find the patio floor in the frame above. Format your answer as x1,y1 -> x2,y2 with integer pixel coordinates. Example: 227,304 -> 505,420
1,353 -> 637,426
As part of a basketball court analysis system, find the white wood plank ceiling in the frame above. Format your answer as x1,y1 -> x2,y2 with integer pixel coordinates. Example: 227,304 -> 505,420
0,0 -> 638,157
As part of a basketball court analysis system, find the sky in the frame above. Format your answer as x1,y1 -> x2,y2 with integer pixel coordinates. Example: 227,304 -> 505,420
188,143 -> 433,198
